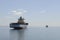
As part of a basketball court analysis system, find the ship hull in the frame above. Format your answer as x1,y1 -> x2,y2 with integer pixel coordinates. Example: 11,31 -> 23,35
10,23 -> 28,29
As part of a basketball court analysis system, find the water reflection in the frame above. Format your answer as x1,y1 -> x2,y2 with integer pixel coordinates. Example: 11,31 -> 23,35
10,29 -> 26,40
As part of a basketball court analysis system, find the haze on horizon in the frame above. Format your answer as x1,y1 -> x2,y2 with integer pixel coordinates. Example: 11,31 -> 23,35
0,0 -> 60,27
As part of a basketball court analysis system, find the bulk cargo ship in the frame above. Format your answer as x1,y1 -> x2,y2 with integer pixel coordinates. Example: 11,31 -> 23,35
10,16 -> 28,29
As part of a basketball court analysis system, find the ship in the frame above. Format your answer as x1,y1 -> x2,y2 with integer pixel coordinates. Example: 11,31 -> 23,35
46,25 -> 48,28
10,16 -> 28,29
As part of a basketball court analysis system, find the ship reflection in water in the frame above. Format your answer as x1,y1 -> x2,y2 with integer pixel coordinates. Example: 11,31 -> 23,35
10,29 -> 25,40
1,27 -> 60,40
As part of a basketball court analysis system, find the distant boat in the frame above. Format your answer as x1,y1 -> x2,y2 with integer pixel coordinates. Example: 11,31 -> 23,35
46,25 -> 48,27
10,16 -> 28,29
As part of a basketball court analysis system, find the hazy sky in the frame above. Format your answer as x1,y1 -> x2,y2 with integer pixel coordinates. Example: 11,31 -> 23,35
0,0 -> 60,26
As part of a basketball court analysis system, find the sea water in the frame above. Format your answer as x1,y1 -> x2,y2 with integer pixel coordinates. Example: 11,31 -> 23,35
0,26 -> 60,40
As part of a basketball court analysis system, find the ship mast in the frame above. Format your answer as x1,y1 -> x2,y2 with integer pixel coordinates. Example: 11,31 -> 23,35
17,16 -> 25,24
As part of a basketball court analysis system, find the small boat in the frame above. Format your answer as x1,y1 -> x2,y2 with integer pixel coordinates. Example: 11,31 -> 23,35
46,25 -> 48,27
10,16 -> 28,29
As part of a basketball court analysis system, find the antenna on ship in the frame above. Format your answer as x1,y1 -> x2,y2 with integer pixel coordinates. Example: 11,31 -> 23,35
19,16 -> 24,20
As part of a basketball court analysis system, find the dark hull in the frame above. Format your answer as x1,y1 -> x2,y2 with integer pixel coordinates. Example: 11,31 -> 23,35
10,23 -> 28,29
14,27 -> 23,29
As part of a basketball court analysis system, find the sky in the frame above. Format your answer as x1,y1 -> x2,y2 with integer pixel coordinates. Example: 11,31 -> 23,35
0,0 -> 60,27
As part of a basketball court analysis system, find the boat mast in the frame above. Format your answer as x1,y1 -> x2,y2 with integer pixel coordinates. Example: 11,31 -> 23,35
17,16 -> 25,24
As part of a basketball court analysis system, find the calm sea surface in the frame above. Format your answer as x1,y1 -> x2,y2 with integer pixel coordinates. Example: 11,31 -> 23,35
0,26 -> 60,40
